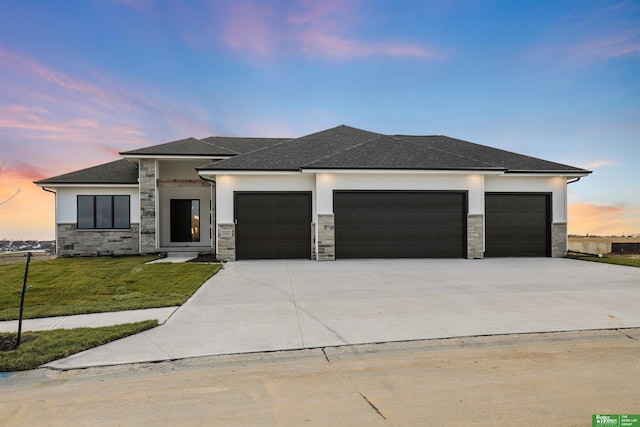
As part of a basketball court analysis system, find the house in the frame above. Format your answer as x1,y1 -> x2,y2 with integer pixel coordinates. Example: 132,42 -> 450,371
35,125 -> 591,260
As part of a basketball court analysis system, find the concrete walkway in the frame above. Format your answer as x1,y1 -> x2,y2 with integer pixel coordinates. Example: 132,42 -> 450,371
0,307 -> 178,333
42,258 -> 640,370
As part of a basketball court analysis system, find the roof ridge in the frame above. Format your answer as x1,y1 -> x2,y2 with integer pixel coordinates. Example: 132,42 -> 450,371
203,135 -> 298,167
198,137 -> 241,155
391,135 -> 501,168
302,133 -> 385,167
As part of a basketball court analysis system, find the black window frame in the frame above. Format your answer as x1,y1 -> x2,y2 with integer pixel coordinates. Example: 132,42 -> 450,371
77,195 -> 131,230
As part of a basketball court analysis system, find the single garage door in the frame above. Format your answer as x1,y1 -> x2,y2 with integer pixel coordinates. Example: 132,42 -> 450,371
334,191 -> 467,259
485,193 -> 550,257
235,192 -> 311,260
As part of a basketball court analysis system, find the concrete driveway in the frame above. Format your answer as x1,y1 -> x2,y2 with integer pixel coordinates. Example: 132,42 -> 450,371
45,258 -> 640,369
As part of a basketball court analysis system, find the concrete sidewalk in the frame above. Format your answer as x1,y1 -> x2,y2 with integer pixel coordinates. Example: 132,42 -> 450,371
0,307 -> 178,333
42,258 -> 640,370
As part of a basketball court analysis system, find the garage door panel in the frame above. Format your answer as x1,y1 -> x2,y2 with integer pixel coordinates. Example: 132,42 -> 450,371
334,191 -> 466,259
235,192 -> 311,260
485,193 -> 550,257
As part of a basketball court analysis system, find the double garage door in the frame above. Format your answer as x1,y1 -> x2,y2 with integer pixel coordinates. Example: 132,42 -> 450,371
234,191 -> 550,260
234,191 -> 466,260
334,191 -> 467,258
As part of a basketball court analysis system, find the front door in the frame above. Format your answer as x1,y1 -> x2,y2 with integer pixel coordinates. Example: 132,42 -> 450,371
170,199 -> 200,242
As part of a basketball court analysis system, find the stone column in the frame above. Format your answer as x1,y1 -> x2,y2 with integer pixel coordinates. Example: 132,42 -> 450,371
467,214 -> 484,259
551,222 -> 567,257
317,214 -> 335,261
217,223 -> 236,261
139,159 -> 157,254
311,222 -> 316,260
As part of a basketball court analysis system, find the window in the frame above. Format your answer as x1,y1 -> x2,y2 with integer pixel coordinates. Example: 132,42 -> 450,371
77,195 -> 130,229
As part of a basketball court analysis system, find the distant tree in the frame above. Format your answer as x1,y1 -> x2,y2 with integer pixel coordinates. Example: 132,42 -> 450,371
0,160 -> 24,206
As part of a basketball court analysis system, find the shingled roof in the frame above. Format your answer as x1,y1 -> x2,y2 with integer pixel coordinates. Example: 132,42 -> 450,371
120,136 -> 289,157
198,125 -> 589,174
35,159 -> 138,185
36,125 -> 590,186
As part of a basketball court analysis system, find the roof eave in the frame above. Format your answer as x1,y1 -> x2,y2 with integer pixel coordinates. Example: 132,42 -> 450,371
503,170 -> 592,176
35,182 -> 139,187
300,167 -> 507,174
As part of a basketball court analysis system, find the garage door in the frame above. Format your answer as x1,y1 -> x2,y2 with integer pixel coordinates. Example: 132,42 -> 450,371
334,191 -> 467,259
235,192 -> 311,260
485,193 -> 550,257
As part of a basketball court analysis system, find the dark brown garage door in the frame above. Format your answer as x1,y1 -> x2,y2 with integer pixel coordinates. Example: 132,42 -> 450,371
235,192 -> 311,260
334,191 -> 467,259
485,193 -> 550,257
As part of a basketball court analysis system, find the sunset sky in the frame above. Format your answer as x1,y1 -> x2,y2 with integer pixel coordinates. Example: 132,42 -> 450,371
1,0 -> 639,240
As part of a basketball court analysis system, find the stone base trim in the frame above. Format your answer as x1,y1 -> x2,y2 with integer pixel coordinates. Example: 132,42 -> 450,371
217,223 -> 236,261
317,214 -> 335,261
551,222 -> 567,258
57,223 -> 140,257
467,214 -> 484,259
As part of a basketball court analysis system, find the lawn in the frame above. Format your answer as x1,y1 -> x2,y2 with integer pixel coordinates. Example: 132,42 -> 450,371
567,253 -> 640,268
0,320 -> 157,371
0,256 -> 222,321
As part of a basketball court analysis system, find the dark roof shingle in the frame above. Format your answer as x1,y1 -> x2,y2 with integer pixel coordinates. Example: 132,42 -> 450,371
121,136 -> 289,157
35,159 -> 138,185
199,125 -> 590,173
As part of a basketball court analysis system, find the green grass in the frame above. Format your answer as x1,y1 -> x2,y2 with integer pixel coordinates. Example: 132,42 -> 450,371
0,320 -> 157,371
568,253 -> 640,268
0,256 -> 222,321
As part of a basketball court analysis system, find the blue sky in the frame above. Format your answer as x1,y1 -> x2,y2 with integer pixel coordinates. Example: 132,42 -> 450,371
0,0 -> 638,239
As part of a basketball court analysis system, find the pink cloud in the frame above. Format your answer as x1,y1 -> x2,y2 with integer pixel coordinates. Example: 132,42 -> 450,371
582,159 -> 616,169
110,0 -> 154,15
572,28 -> 640,60
297,30 -> 439,59
221,0 -> 278,57
217,0 -> 441,60
569,203 -> 640,236
528,2 -> 640,64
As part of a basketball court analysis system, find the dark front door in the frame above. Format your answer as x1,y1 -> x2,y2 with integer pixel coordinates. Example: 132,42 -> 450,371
334,191 -> 467,259
235,192 -> 311,260
171,199 -> 200,242
485,193 -> 550,257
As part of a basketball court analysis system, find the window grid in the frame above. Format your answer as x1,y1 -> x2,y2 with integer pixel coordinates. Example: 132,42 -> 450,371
77,195 -> 130,230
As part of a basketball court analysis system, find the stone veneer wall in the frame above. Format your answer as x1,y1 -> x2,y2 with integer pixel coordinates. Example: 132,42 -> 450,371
310,222 -> 316,260
139,159 -> 157,254
57,224 -> 140,257
317,214 -> 335,261
467,214 -> 484,259
551,222 -> 567,258
217,223 -> 236,261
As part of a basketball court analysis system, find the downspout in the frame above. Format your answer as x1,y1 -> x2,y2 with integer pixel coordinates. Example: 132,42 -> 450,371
567,177 -> 581,184
199,174 -> 216,255
41,187 -> 58,255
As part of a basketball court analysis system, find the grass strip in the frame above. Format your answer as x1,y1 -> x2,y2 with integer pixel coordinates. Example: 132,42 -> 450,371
567,253 -> 640,268
0,320 -> 157,372
0,256 -> 221,321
